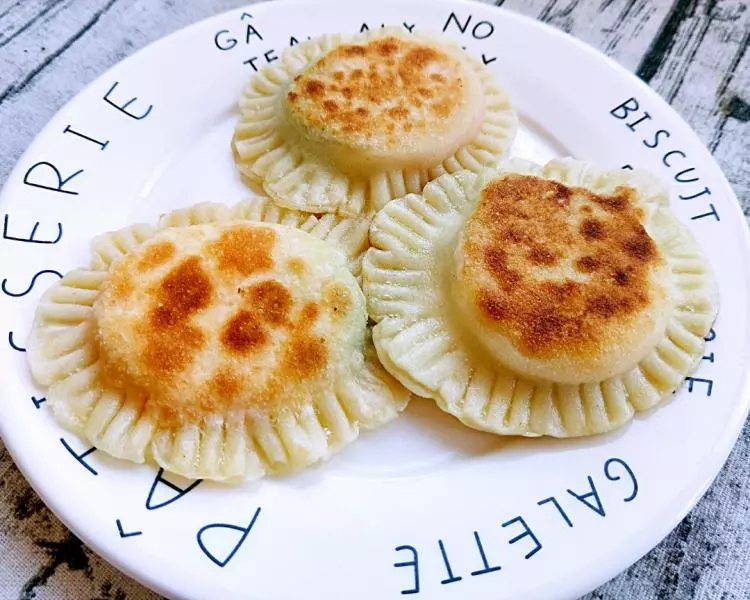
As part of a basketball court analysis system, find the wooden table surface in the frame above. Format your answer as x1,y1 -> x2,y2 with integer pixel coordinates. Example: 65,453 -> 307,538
0,1 -> 748,598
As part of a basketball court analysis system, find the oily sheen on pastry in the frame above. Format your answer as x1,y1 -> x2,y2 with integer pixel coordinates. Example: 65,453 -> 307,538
27,199 -> 408,482
232,27 -> 518,216
363,158 -> 718,437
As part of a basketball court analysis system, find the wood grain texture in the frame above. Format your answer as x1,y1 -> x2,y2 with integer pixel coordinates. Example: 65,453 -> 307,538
636,0 -> 750,212
0,0 -> 748,599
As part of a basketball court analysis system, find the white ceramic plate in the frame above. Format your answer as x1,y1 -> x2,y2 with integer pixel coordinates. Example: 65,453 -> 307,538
1,1 -> 748,599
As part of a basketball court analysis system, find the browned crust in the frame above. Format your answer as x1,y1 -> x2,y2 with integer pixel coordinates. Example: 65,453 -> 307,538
462,174 -> 664,360
94,224 -> 354,427
286,36 -> 468,145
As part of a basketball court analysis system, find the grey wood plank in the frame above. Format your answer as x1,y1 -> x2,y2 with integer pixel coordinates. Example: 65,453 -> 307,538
493,0 -> 673,71
711,44 -> 750,214
0,0 -> 65,62
0,0 -> 110,94
0,0 -> 247,189
633,0 -> 750,210
0,1 -> 748,600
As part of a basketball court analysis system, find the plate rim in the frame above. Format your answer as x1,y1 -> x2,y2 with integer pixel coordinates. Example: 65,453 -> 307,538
1,1 -> 749,599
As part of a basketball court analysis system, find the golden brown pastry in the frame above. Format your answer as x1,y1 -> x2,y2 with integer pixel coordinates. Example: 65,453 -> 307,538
232,27 -> 517,216
363,158 -> 718,437
27,199 -> 408,481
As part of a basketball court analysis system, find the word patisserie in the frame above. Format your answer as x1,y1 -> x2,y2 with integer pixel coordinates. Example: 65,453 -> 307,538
27,27 -> 717,482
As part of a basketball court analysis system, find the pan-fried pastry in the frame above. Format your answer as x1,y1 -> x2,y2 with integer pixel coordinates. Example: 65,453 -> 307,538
232,27 -> 517,216
27,200 -> 408,482
363,158 -> 718,437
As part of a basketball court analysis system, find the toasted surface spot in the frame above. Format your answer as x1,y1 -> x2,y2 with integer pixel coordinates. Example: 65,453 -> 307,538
137,240 -> 176,272
300,301 -> 320,323
110,272 -> 134,300
322,280 -> 353,318
287,257 -> 306,275
246,279 -> 292,325
206,225 -> 276,277
130,256 -> 215,377
149,256 -> 213,329
460,174 -> 666,361
142,324 -> 205,376
284,334 -> 328,379
211,367 -> 242,399
221,310 -> 268,354
575,255 -> 601,273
